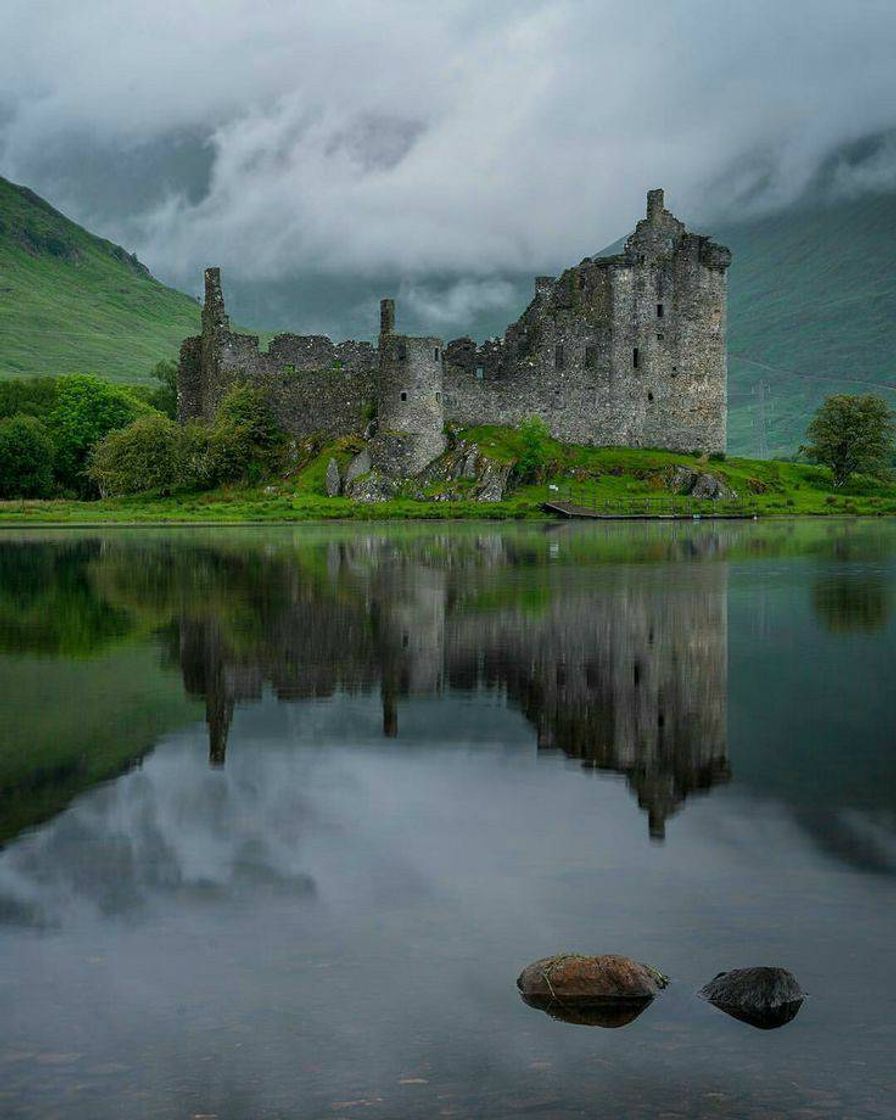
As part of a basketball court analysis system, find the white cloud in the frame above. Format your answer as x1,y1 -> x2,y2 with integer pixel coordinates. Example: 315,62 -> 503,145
2,0 -> 895,292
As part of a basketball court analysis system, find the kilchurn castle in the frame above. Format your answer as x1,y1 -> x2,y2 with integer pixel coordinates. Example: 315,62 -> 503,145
178,190 -> 732,471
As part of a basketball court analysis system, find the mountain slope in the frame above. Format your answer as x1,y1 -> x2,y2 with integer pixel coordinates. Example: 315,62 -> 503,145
0,175 -> 200,381
715,191 -> 896,457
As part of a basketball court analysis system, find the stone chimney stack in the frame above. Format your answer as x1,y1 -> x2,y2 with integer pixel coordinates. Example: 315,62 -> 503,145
202,267 -> 229,335
380,298 -> 395,337
647,188 -> 665,223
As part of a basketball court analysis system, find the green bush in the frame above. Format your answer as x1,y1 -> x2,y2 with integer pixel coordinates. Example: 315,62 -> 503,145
0,416 -> 56,498
146,359 -> 179,419
205,384 -> 287,485
89,414 -> 183,497
48,374 -> 153,496
0,377 -> 60,422
516,416 -> 553,483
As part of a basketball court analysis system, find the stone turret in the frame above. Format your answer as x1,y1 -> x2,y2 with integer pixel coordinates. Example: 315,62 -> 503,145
373,298 -> 446,474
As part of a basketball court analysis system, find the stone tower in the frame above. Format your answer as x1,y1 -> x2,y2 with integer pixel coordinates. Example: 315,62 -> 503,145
618,188 -> 731,452
374,298 -> 446,474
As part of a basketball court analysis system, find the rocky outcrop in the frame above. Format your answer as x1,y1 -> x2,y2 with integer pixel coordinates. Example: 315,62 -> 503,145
415,440 -> 513,502
517,953 -> 668,1004
325,458 -> 341,497
666,465 -> 737,500
344,469 -> 397,503
698,967 -> 804,1029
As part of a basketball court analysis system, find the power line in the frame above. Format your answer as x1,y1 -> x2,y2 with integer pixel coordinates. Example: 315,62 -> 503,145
731,352 -> 896,394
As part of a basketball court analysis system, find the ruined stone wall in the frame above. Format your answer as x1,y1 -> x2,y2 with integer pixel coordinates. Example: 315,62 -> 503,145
443,190 -> 730,454
178,268 -> 377,441
178,191 -> 729,458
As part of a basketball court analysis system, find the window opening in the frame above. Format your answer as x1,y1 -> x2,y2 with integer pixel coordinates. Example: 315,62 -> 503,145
633,347 -> 640,370
400,391 -> 408,402
555,344 -> 565,370
433,347 -> 440,361
585,344 -> 597,367
657,303 -> 664,318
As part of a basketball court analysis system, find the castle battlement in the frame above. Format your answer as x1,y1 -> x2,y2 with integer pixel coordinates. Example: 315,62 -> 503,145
178,190 -> 731,461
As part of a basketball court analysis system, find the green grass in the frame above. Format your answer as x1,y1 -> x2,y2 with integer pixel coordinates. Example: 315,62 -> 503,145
0,175 -> 202,382
1,426 -> 894,523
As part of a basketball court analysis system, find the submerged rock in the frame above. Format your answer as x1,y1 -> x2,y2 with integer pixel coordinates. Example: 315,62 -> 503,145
517,953 -> 668,1004
520,991 -> 654,1029
698,966 -> 805,1029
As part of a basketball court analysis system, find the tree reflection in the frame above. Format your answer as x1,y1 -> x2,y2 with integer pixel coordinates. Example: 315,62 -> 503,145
812,576 -> 890,633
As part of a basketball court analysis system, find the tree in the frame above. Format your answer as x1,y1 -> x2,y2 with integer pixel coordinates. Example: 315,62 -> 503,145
146,359 -> 179,419
206,384 -> 288,485
48,374 -> 153,496
89,414 -> 182,497
516,416 -> 553,483
0,416 -> 56,498
803,394 -> 895,488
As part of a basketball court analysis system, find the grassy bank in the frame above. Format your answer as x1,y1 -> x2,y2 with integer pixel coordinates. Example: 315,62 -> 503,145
1,430 -> 894,524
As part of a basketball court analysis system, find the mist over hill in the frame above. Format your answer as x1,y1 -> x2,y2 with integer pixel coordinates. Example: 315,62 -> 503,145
2,163 -> 895,457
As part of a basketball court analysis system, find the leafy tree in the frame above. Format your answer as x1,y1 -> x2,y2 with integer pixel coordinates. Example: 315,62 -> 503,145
146,359 -> 179,418
0,376 -> 60,422
89,414 -> 182,497
48,374 -> 153,496
206,384 -> 288,485
803,394 -> 895,488
0,416 -> 56,498
516,416 -> 553,483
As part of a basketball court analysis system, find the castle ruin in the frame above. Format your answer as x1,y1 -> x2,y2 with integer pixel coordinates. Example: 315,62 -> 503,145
178,190 -> 731,465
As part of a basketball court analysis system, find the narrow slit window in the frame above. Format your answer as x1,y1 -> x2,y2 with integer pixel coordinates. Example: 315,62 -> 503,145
399,390 -> 408,402
555,344 -> 565,370
475,365 -> 484,381
632,347 -> 640,370
397,343 -> 407,361
648,391 -> 654,402
435,391 -> 442,403
657,303 -> 664,318
433,347 -> 440,361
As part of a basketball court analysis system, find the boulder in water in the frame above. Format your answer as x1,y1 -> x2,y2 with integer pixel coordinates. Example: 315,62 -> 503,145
517,953 -> 668,1004
698,966 -> 805,1029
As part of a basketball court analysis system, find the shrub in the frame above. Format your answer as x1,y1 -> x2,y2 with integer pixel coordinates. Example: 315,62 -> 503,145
205,384 -> 288,485
89,414 -> 182,497
516,416 -> 553,483
146,359 -> 179,418
48,374 -> 153,496
0,416 -> 56,498
0,376 -> 60,422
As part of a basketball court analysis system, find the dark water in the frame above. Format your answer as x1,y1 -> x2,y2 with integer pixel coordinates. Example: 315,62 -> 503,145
0,521 -> 894,1119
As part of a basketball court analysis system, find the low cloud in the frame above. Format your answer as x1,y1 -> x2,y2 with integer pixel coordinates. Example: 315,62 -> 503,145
2,0 -> 895,330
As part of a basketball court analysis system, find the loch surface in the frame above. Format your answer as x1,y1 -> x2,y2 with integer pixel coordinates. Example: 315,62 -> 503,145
0,521 -> 894,1119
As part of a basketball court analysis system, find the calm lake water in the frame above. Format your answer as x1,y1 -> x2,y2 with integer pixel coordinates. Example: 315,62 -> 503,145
0,521 -> 894,1119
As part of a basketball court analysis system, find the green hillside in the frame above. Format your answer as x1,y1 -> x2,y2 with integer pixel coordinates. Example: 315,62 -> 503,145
716,192 -> 896,457
0,175 -> 200,381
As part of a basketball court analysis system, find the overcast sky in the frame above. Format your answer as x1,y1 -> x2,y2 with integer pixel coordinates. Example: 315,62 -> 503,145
2,0 -> 895,334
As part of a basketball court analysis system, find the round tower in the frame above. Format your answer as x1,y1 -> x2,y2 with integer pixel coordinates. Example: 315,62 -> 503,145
376,298 -> 445,473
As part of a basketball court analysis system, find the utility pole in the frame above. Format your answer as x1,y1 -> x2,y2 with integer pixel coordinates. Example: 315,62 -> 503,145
752,378 -> 770,459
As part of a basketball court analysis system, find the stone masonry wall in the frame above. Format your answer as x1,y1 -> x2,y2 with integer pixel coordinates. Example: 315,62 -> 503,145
178,191 -> 730,458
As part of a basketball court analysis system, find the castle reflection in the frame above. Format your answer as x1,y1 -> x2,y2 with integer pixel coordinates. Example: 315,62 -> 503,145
176,531 -> 730,838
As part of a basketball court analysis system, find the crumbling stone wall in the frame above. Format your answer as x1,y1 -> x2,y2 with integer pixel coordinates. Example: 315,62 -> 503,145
178,268 -> 377,441
178,190 -> 730,459
443,189 -> 730,453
